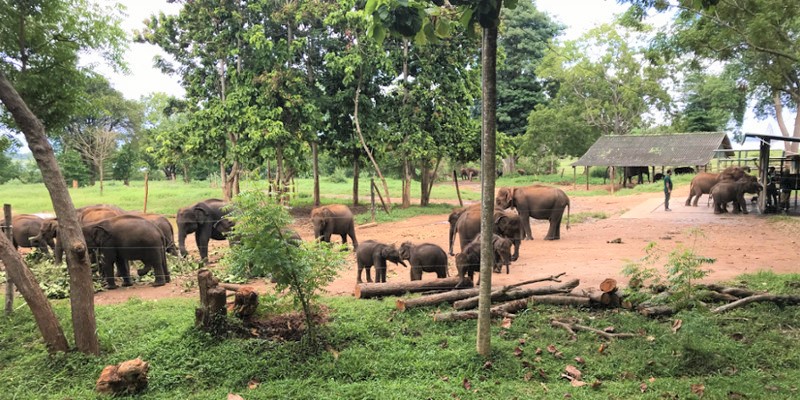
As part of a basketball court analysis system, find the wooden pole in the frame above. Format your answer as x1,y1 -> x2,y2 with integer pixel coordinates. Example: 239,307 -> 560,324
610,166 -> 615,194
371,179 -> 390,215
143,172 -> 149,213
585,167 -> 589,190
572,166 -> 576,190
4,204 -> 13,315
453,170 -> 463,207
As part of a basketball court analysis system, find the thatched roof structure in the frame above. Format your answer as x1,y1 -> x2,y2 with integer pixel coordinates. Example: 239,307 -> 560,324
572,132 -> 734,167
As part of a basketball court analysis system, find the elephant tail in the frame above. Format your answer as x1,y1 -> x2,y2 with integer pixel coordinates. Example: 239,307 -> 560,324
565,200 -> 571,230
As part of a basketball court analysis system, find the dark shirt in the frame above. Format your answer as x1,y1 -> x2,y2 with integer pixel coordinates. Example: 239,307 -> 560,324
664,174 -> 673,192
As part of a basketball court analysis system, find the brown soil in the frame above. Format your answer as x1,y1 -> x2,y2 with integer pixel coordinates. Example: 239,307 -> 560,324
91,181 -> 800,305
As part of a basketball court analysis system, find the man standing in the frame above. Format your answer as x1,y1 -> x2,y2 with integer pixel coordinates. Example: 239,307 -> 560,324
664,169 -> 673,211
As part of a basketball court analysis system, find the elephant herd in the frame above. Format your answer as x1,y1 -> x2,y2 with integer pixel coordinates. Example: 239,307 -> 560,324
314,184 -> 571,288
11,199 -> 235,289
685,166 -> 762,214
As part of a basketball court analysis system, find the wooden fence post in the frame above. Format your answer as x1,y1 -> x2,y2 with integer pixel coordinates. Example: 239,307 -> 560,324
143,172 -> 149,213
370,178 -> 376,223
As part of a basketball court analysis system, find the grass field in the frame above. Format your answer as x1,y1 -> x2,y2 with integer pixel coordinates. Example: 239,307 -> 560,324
0,169 -> 688,217
1,271 -> 799,399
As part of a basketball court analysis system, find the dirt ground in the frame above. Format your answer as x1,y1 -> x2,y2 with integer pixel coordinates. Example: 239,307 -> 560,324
91,181 -> 800,305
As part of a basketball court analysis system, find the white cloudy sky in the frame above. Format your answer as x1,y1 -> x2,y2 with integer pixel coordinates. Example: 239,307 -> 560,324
102,0 -> 775,143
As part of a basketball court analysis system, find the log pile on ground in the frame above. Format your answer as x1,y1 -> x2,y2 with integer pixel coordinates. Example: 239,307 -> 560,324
636,283 -> 800,317
355,276 -> 465,299
386,273 -> 637,322
95,358 -> 150,395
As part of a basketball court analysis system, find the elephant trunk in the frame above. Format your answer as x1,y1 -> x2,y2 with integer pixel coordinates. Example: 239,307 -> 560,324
448,222 -> 456,255
177,224 -> 188,257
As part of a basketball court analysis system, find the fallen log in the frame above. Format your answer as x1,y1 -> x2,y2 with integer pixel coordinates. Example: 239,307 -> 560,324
434,295 -> 590,322
599,278 -> 617,293
398,273 -> 567,311
551,319 -> 637,340
452,279 -> 580,311
711,294 -> 800,313
397,287 -> 482,311
587,290 -> 621,307
638,305 -> 676,317
355,277 -> 464,299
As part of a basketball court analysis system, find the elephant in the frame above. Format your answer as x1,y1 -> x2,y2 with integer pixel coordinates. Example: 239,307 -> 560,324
516,168 -> 526,175
448,204 -> 520,261
460,167 -> 480,181
355,240 -> 407,283
686,166 -> 749,206
129,212 -> 178,256
455,234 -> 513,288
176,198 -> 230,262
653,173 -> 664,182
622,166 -> 650,187
495,185 -> 570,241
398,242 -> 448,281
711,176 -> 762,214
31,205 -> 126,265
81,214 -> 169,289
310,204 -> 358,249
674,166 -> 695,175
12,214 -> 53,254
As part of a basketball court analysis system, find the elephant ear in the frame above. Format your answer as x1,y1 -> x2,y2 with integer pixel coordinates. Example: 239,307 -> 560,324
194,203 -> 212,221
90,225 -> 113,247
493,211 -> 505,226
322,207 -> 333,219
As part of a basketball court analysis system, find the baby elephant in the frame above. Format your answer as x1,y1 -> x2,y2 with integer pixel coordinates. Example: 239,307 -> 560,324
356,240 -> 407,283
455,234 -> 513,288
398,242 -> 449,281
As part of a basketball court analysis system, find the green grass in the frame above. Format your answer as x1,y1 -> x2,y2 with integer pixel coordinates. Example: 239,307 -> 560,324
2,271 -> 800,399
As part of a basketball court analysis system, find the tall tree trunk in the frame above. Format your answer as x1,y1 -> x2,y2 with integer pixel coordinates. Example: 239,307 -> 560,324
0,71 -> 99,355
401,39 -> 411,208
773,91 -> 793,152
312,141 -> 320,207
477,23 -> 499,357
420,162 -> 430,206
182,165 -> 190,183
220,161 -> 231,201
353,76 -> 391,207
0,234 -> 69,353
353,150 -> 360,206
99,163 -> 104,195
277,146 -> 285,205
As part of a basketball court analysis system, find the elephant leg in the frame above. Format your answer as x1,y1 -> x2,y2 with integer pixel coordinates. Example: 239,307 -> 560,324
545,214 -> 561,240
102,252 -> 118,289
521,214 -> 533,240
348,226 -> 358,250
357,262 -> 365,284
365,266 -> 373,283
196,230 -> 209,263
117,259 -> 132,287
511,239 -> 520,261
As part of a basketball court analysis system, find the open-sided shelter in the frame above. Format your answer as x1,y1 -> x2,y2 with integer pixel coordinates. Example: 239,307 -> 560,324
570,132 -> 735,190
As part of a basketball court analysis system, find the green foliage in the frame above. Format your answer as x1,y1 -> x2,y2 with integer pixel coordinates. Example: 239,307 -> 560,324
56,148 -> 91,187
0,0 -> 127,132
0,135 -> 20,184
327,167 -> 349,184
525,20 -> 671,158
622,229 -> 714,307
224,189 -> 347,337
3,287 -> 800,398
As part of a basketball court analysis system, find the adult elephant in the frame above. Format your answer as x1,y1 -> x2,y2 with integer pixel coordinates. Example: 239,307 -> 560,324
33,205 -> 126,265
82,215 -> 169,289
455,234 -> 513,288
686,166 -> 749,206
129,212 -> 178,256
310,204 -> 358,249
495,185 -> 570,241
355,240 -> 407,283
622,166 -> 650,187
674,166 -> 695,175
448,204 -> 520,261
12,214 -> 53,254
460,167 -> 480,181
176,199 -> 230,262
711,176 -> 762,214
398,242 -> 448,281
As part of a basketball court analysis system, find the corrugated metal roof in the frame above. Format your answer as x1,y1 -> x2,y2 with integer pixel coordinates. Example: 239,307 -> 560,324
571,132 -> 734,167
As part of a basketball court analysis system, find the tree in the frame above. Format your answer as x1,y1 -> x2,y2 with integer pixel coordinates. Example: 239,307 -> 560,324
524,21 -> 671,159
0,135 -> 21,184
57,148 -> 92,186
623,0 -> 800,152
674,67 -> 747,134
67,127 -> 117,194
496,0 -> 562,172
0,0 -> 126,355
363,0 -> 506,356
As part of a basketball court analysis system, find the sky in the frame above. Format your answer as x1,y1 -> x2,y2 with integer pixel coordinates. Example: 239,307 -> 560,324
93,0 -> 784,149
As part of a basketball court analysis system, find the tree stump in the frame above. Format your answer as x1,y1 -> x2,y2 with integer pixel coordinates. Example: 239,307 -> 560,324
232,286 -> 259,320
95,358 -> 150,395
195,269 -> 227,332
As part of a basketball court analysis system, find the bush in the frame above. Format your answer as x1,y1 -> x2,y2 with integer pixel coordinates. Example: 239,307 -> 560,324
223,189 -> 347,339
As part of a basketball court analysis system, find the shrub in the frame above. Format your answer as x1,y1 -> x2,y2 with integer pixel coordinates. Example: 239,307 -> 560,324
223,189 -> 347,339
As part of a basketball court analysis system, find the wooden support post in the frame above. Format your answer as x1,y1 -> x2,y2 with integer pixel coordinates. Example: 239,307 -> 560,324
585,167 -> 589,190
572,167 -> 576,190
4,204 -> 13,315
610,166 -> 615,194
371,179 -> 390,215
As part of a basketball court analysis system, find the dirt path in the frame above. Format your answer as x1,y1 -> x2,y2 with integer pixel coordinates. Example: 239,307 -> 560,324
92,183 -> 800,305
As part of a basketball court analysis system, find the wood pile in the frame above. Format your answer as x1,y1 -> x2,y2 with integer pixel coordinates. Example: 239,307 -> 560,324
95,358 -> 150,395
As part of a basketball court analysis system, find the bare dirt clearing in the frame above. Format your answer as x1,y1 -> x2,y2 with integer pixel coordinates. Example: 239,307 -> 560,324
93,183 -> 800,305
